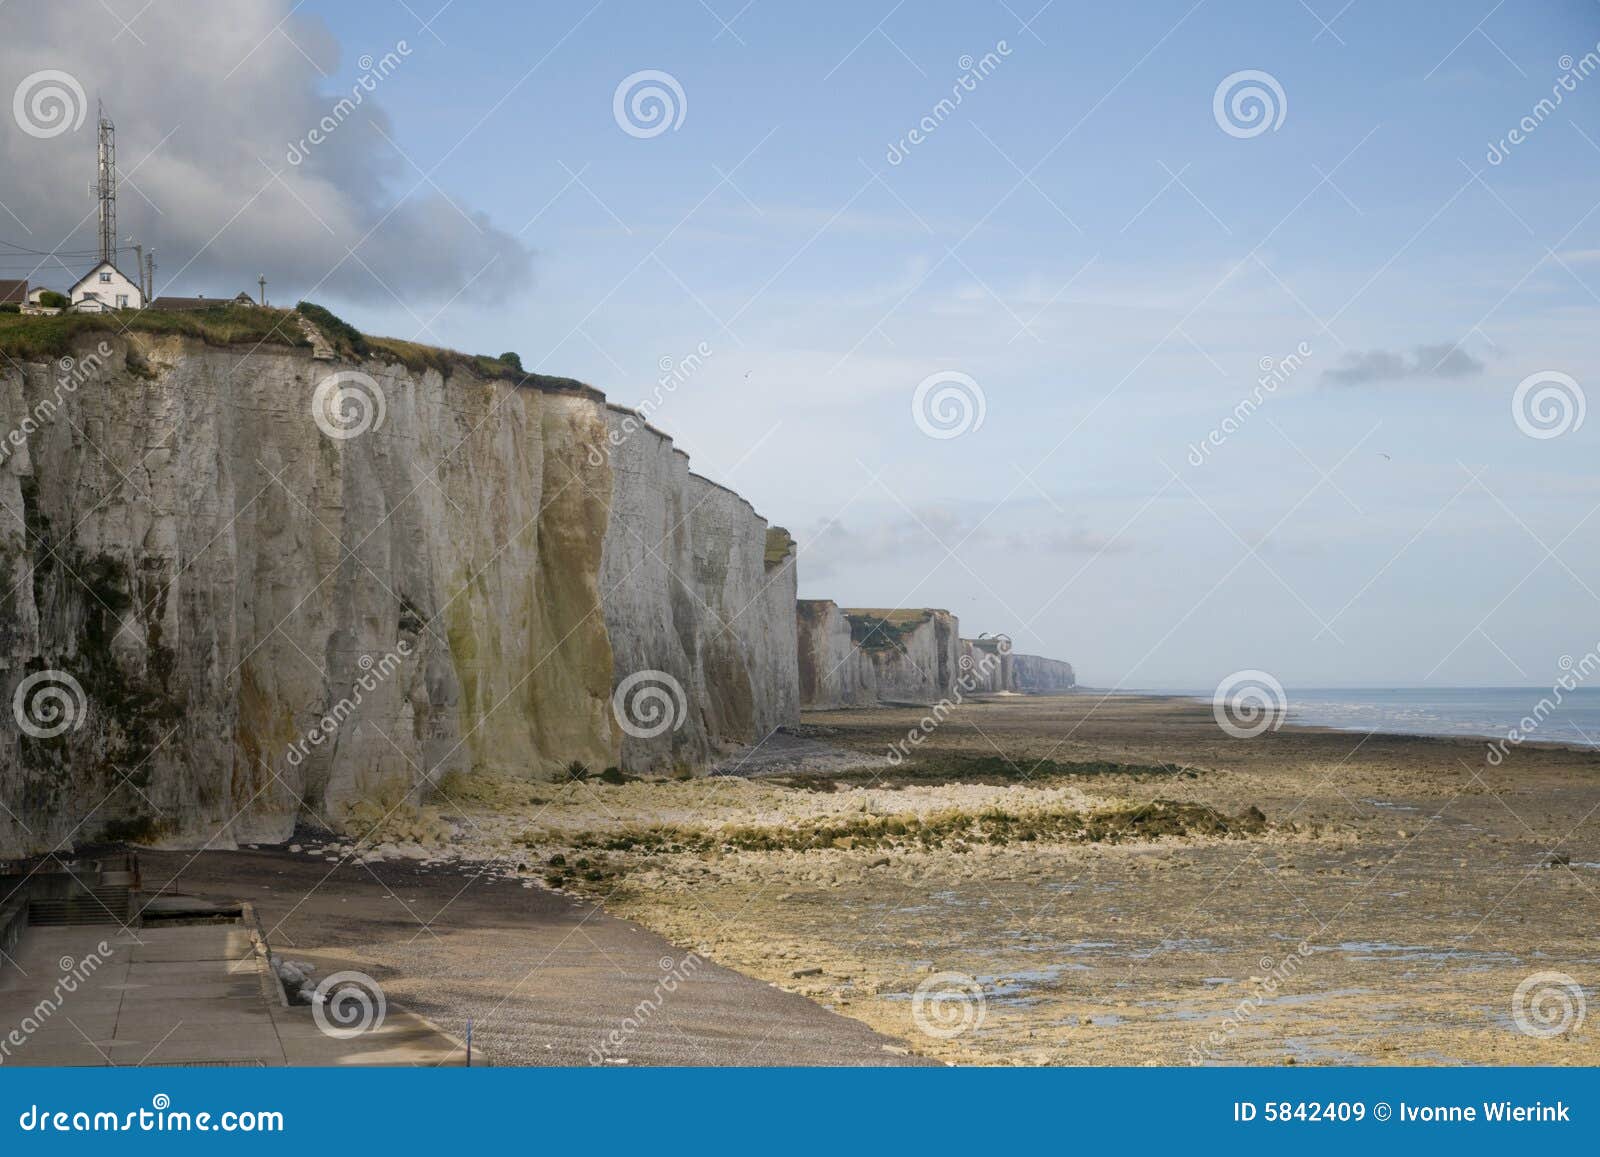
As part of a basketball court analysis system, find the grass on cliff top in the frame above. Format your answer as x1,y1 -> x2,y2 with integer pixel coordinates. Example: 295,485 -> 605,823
844,609 -> 936,653
297,301 -> 593,390
0,302 -> 594,395
0,306 -> 309,360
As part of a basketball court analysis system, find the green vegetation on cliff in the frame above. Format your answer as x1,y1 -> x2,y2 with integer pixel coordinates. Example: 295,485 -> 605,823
0,305 -> 309,359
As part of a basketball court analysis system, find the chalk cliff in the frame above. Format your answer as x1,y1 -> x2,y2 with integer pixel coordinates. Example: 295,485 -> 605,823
0,331 -> 797,856
1008,652 -> 1076,692
796,614 -> 1076,707
840,608 -> 960,705
795,599 -> 878,709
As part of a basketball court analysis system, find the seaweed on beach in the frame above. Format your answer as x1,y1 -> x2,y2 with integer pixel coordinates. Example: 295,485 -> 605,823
539,799 -> 1267,859
773,753 -> 1202,791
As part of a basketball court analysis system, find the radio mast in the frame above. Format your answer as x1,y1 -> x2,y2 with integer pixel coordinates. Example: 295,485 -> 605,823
93,102 -> 116,266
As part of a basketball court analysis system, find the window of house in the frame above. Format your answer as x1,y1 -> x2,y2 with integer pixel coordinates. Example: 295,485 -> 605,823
116,295 -> 128,308
99,271 -> 112,283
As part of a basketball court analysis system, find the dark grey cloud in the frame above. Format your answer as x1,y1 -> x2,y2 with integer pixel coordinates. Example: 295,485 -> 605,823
0,1 -> 531,307
1322,343 -> 1485,386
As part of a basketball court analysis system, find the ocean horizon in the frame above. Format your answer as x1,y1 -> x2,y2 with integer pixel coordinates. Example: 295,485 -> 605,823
1121,686 -> 1600,749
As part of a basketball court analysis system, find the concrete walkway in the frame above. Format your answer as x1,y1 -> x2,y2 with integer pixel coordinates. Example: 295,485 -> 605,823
136,847 -> 934,1066
0,922 -> 463,1066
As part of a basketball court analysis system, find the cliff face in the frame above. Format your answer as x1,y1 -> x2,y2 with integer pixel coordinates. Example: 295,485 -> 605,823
959,638 -> 1013,693
841,609 -> 959,705
597,401 -> 798,771
1009,652 -> 1076,692
797,611 -> 1076,709
0,336 -> 796,856
795,599 -> 877,709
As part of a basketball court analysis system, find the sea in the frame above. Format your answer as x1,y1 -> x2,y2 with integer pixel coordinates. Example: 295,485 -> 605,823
1155,686 -> 1600,749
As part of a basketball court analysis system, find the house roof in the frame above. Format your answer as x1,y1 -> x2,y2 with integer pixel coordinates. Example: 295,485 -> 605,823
0,279 -> 27,304
68,261 -> 140,295
149,292 -> 258,311
147,295 -> 225,311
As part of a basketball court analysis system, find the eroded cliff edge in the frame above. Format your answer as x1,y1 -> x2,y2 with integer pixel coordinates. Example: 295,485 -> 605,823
0,334 -> 797,855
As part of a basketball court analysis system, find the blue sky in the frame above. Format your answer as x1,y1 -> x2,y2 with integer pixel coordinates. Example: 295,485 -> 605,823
9,0 -> 1600,688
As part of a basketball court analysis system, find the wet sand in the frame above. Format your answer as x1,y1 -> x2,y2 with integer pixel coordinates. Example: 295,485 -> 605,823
448,693 -> 1600,1065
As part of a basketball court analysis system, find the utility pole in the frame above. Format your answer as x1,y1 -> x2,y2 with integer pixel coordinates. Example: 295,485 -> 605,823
258,274 -> 267,306
145,250 -> 155,302
93,102 -> 116,267
130,239 -> 143,299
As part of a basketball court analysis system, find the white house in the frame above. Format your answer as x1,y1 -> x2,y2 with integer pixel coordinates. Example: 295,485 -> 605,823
68,260 -> 143,311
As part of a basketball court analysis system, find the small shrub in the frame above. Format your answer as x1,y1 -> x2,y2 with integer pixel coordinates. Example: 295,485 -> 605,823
499,351 -> 523,371
563,759 -> 591,783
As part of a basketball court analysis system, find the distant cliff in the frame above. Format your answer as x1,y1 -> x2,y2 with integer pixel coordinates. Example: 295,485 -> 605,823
797,613 -> 1075,707
0,323 -> 797,855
